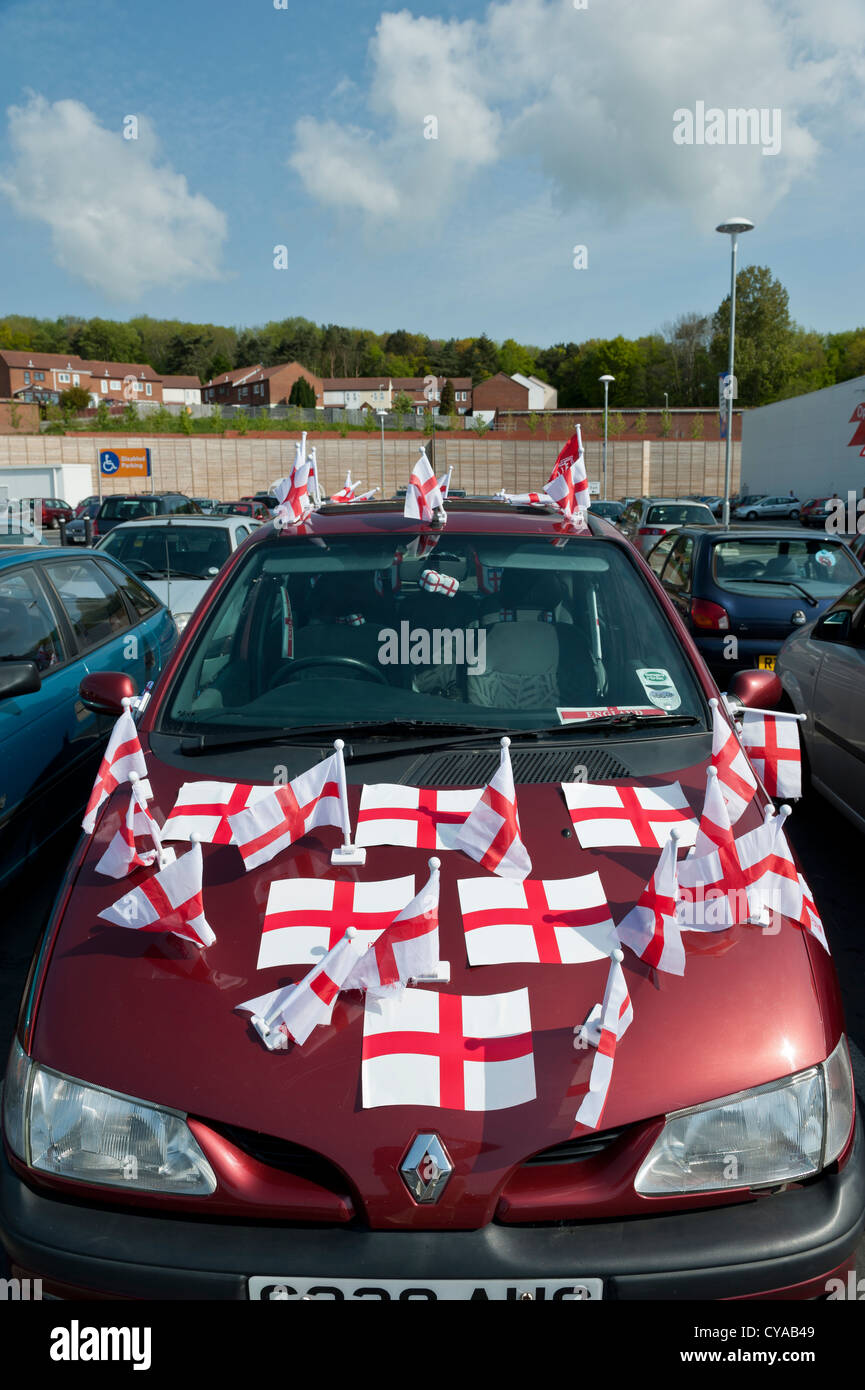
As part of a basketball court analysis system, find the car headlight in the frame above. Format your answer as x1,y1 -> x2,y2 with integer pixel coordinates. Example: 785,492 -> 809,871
174,612 -> 192,634
635,1036 -> 855,1196
2,1040 -> 216,1196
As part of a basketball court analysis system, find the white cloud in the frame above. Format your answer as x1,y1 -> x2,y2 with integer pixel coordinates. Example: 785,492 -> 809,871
288,0 -> 865,230
0,95 -> 227,298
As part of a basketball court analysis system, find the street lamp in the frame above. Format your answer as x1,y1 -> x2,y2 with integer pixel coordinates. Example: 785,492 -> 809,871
599,375 -> 615,501
716,217 -> 754,526
663,392 -> 669,412
377,409 -> 387,495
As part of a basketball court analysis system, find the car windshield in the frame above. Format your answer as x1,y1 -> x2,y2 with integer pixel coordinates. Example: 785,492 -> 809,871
713,537 -> 860,598
99,526 -> 231,578
646,504 -> 712,526
159,530 -> 707,738
100,498 -> 161,521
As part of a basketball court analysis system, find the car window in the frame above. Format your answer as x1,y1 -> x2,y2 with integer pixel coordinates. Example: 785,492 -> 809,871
98,526 -> 231,579
646,504 -> 712,526
95,556 -> 161,622
45,558 -> 130,651
713,538 -> 860,599
647,532 -> 679,575
0,568 -> 66,671
99,497 -> 161,522
660,536 -> 694,593
234,525 -> 249,540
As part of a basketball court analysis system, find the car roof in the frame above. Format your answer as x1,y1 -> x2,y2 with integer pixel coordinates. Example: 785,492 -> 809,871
95,515 -> 239,530
659,524 -> 839,540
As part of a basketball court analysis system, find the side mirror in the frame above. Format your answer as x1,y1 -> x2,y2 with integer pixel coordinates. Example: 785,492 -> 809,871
814,610 -> 851,643
726,668 -> 783,710
0,661 -> 41,700
79,670 -> 138,717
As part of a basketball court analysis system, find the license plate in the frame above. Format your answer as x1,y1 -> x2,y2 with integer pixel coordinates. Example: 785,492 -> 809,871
758,655 -> 776,670
249,1277 -> 602,1301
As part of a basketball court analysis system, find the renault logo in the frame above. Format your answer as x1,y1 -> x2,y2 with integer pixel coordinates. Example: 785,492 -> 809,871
791,610 -> 807,625
399,1133 -> 453,1203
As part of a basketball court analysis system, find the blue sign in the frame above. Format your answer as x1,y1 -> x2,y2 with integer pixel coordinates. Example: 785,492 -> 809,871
100,450 -> 121,475
99,448 -> 151,478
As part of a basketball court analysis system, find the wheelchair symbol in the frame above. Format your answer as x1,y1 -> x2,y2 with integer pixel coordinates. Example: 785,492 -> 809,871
100,451 -> 121,474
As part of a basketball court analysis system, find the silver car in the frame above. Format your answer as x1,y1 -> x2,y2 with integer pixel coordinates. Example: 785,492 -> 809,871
734,495 -> 801,521
776,576 -> 865,832
617,496 -> 716,555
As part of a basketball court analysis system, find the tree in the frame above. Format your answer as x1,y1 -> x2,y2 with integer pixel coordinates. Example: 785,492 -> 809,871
711,266 -> 798,406
61,385 -> 92,416
498,338 -> 537,378
392,391 -> 413,416
70,317 -> 144,365
607,411 -> 626,438
634,410 -> 648,435
289,375 -> 317,407
690,414 -> 704,440
439,379 -> 455,414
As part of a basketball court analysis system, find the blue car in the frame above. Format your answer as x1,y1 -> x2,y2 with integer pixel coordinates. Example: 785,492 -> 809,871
645,526 -> 865,685
0,545 -> 177,884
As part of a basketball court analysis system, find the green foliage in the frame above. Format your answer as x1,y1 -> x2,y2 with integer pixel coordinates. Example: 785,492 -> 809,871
527,412 -> 540,433
438,379 -> 456,414
422,407 -> 434,432
690,413 -> 704,440
392,392 -> 413,414
473,415 -> 491,437
337,417 -> 350,438
607,411 -> 626,438
634,410 -> 648,435
234,410 -> 251,435
121,401 -> 139,429
362,410 -> 377,433
95,400 -> 111,429
659,408 -> 673,438
289,375 -> 317,407
179,409 -> 194,435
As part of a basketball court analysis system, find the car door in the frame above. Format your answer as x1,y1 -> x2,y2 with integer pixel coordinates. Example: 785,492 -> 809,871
646,531 -> 679,577
658,533 -> 695,622
808,586 -> 865,824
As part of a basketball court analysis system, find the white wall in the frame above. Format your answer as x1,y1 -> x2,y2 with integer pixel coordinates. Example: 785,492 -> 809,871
0,463 -> 93,507
742,375 -> 865,499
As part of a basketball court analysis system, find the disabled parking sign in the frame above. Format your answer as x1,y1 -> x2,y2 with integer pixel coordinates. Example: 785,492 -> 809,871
99,448 -> 151,478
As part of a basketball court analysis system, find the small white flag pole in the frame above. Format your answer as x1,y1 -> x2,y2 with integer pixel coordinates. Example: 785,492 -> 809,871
330,738 -> 366,865
309,446 -> 323,508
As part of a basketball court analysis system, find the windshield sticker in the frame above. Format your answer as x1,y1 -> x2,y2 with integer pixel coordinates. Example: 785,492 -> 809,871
636,667 -> 682,711
557,705 -> 661,724
419,568 -> 460,597
814,549 -> 836,568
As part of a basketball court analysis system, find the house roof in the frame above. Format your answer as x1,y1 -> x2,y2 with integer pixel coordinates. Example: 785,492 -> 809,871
205,364 -> 264,387
86,360 -> 162,381
161,375 -> 202,389
0,351 -> 90,371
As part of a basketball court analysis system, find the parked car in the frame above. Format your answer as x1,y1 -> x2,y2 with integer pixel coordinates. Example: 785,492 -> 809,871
733,495 -> 801,521
193,498 -> 218,515
2,501 -> 862,1300
847,530 -> 865,565
776,577 -> 865,834
241,492 -> 279,513
74,496 -> 101,519
617,497 -> 716,555
40,498 -> 73,529
93,493 -> 201,541
64,501 -> 101,545
213,500 -> 271,521
590,500 -> 625,522
95,515 -> 258,633
645,525 -> 865,682
0,547 -> 176,885
799,497 -> 837,529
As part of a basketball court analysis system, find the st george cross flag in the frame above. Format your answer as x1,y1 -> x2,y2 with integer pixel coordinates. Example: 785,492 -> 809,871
273,443 -> 313,528
361,987 -> 536,1110
228,751 -> 343,871
82,707 -> 149,834
677,767 -> 750,930
457,871 -> 617,965
355,784 -> 479,851
98,839 -> 214,947
419,568 -> 460,597
710,697 -> 757,823
403,448 -> 445,521
575,951 -> 633,1130
256,874 -> 416,968
330,471 -> 358,503
455,737 -> 532,879
616,829 -> 685,974
238,929 -> 366,1050
95,774 -> 164,880
346,859 -> 440,996
739,711 -> 802,799
561,780 -> 698,849
796,872 -> 829,955
735,806 -> 802,923
162,781 -> 273,844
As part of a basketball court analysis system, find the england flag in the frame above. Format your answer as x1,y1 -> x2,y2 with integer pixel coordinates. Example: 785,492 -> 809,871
228,752 -> 343,871
561,780 -> 698,849
709,698 -> 757,823
403,448 -> 445,521
82,707 -> 149,834
98,839 -> 214,948
238,929 -> 366,1050
346,859 -> 441,996
739,712 -> 802,799
256,874 -> 416,968
161,781 -> 273,844
457,871 -> 617,965
361,988 -> 536,1111
95,775 -> 165,880
355,784 -> 479,851
273,443 -> 313,528
575,952 -> 633,1130
616,829 -> 685,975
455,737 -> 531,878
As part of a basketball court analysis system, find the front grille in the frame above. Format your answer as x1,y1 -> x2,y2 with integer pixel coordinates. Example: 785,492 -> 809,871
211,1123 -> 350,1195
405,745 -> 632,787
522,1128 -> 627,1165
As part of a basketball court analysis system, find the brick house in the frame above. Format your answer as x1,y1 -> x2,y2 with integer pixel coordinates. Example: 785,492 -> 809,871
201,365 -> 264,405
472,372 -> 532,413
0,351 -> 163,405
202,361 -> 322,408
323,375 -> 473,414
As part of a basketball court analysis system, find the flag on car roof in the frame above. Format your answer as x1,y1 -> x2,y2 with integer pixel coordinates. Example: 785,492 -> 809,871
273,442 -> 313,528
709,697 -> 757,823
455,737 -> 532,879
238,928 -> 366,1049
574,951 -> 633,1130
739,711 -> 802,799
95,773 -> 165,880
457,871 -> 617,965
82,706 -> 150,834
346,858 -> 441,997
228,750 -> 344,872
404,448 -> 445,521
616,828 -> 685,975
256,874 -> 416,968
98,839 -> 214,947
561,780 -> 698,849
361,987 -> 536,1110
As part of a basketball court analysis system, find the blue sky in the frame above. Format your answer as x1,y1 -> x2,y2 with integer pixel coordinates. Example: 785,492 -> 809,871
0,0 -> 862,347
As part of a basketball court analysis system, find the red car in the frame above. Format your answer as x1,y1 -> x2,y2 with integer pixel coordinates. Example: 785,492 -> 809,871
2,502 -> 862,1300
40,497 -> 73,529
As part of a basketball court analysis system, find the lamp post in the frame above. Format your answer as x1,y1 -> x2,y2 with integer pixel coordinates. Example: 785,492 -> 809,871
663,392 -> 668,412
377,409 -> 387,495
715,217 -> 754,526
599,375 -> 615,501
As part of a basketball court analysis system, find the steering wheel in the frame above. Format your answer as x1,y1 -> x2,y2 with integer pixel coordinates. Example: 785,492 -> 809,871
267,656 -> 388,689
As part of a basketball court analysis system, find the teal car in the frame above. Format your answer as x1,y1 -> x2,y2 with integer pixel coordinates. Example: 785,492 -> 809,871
0,545 -> 177,884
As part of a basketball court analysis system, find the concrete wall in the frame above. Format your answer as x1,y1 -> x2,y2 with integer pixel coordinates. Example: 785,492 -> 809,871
0,433 -> 740,504
742,375 -> 865,499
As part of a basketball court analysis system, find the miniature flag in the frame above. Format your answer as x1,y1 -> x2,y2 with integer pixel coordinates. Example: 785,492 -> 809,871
330,471 -> 358,503
474,555 -> 504,593
735,806 -> 802,923
457,871 -> 617,965
616,830 -> 685,974
548,428 -> 589,509
161,781 -> 273,844
82,707 -> 149,834
403,533 -> 440,562
455,738 -> 532,879
355,784 -> 479,850
404,448 -> 445,521
795,872 -> 829,955
238,929 -> 365,1050
228,751 -> 343,871
273,443 -> 313,528
346,859 -> 440,996
677,767 -> 750,929
739,712 -> 802,799
438,466 -> 453,498
575,952 -> 633,1130
709,698 -> 757,823
419,568 -> 459,597
98,839 -> 214,947
95,775 -> 164,880
361,987 -> 536,1110
256,874 -> 416,968
561,780 -> 698,849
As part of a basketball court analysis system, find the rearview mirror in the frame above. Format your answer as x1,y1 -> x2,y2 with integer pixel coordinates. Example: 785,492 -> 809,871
79,670 -> 138,717
0,661 -> 41,700
726,668 -> 783,710
815,610 -> 851,643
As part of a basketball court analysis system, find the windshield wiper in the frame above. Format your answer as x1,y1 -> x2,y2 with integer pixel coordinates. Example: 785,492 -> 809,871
177,718 -> 509,755
143,568 -> 204,580
730,578 -> 817,606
